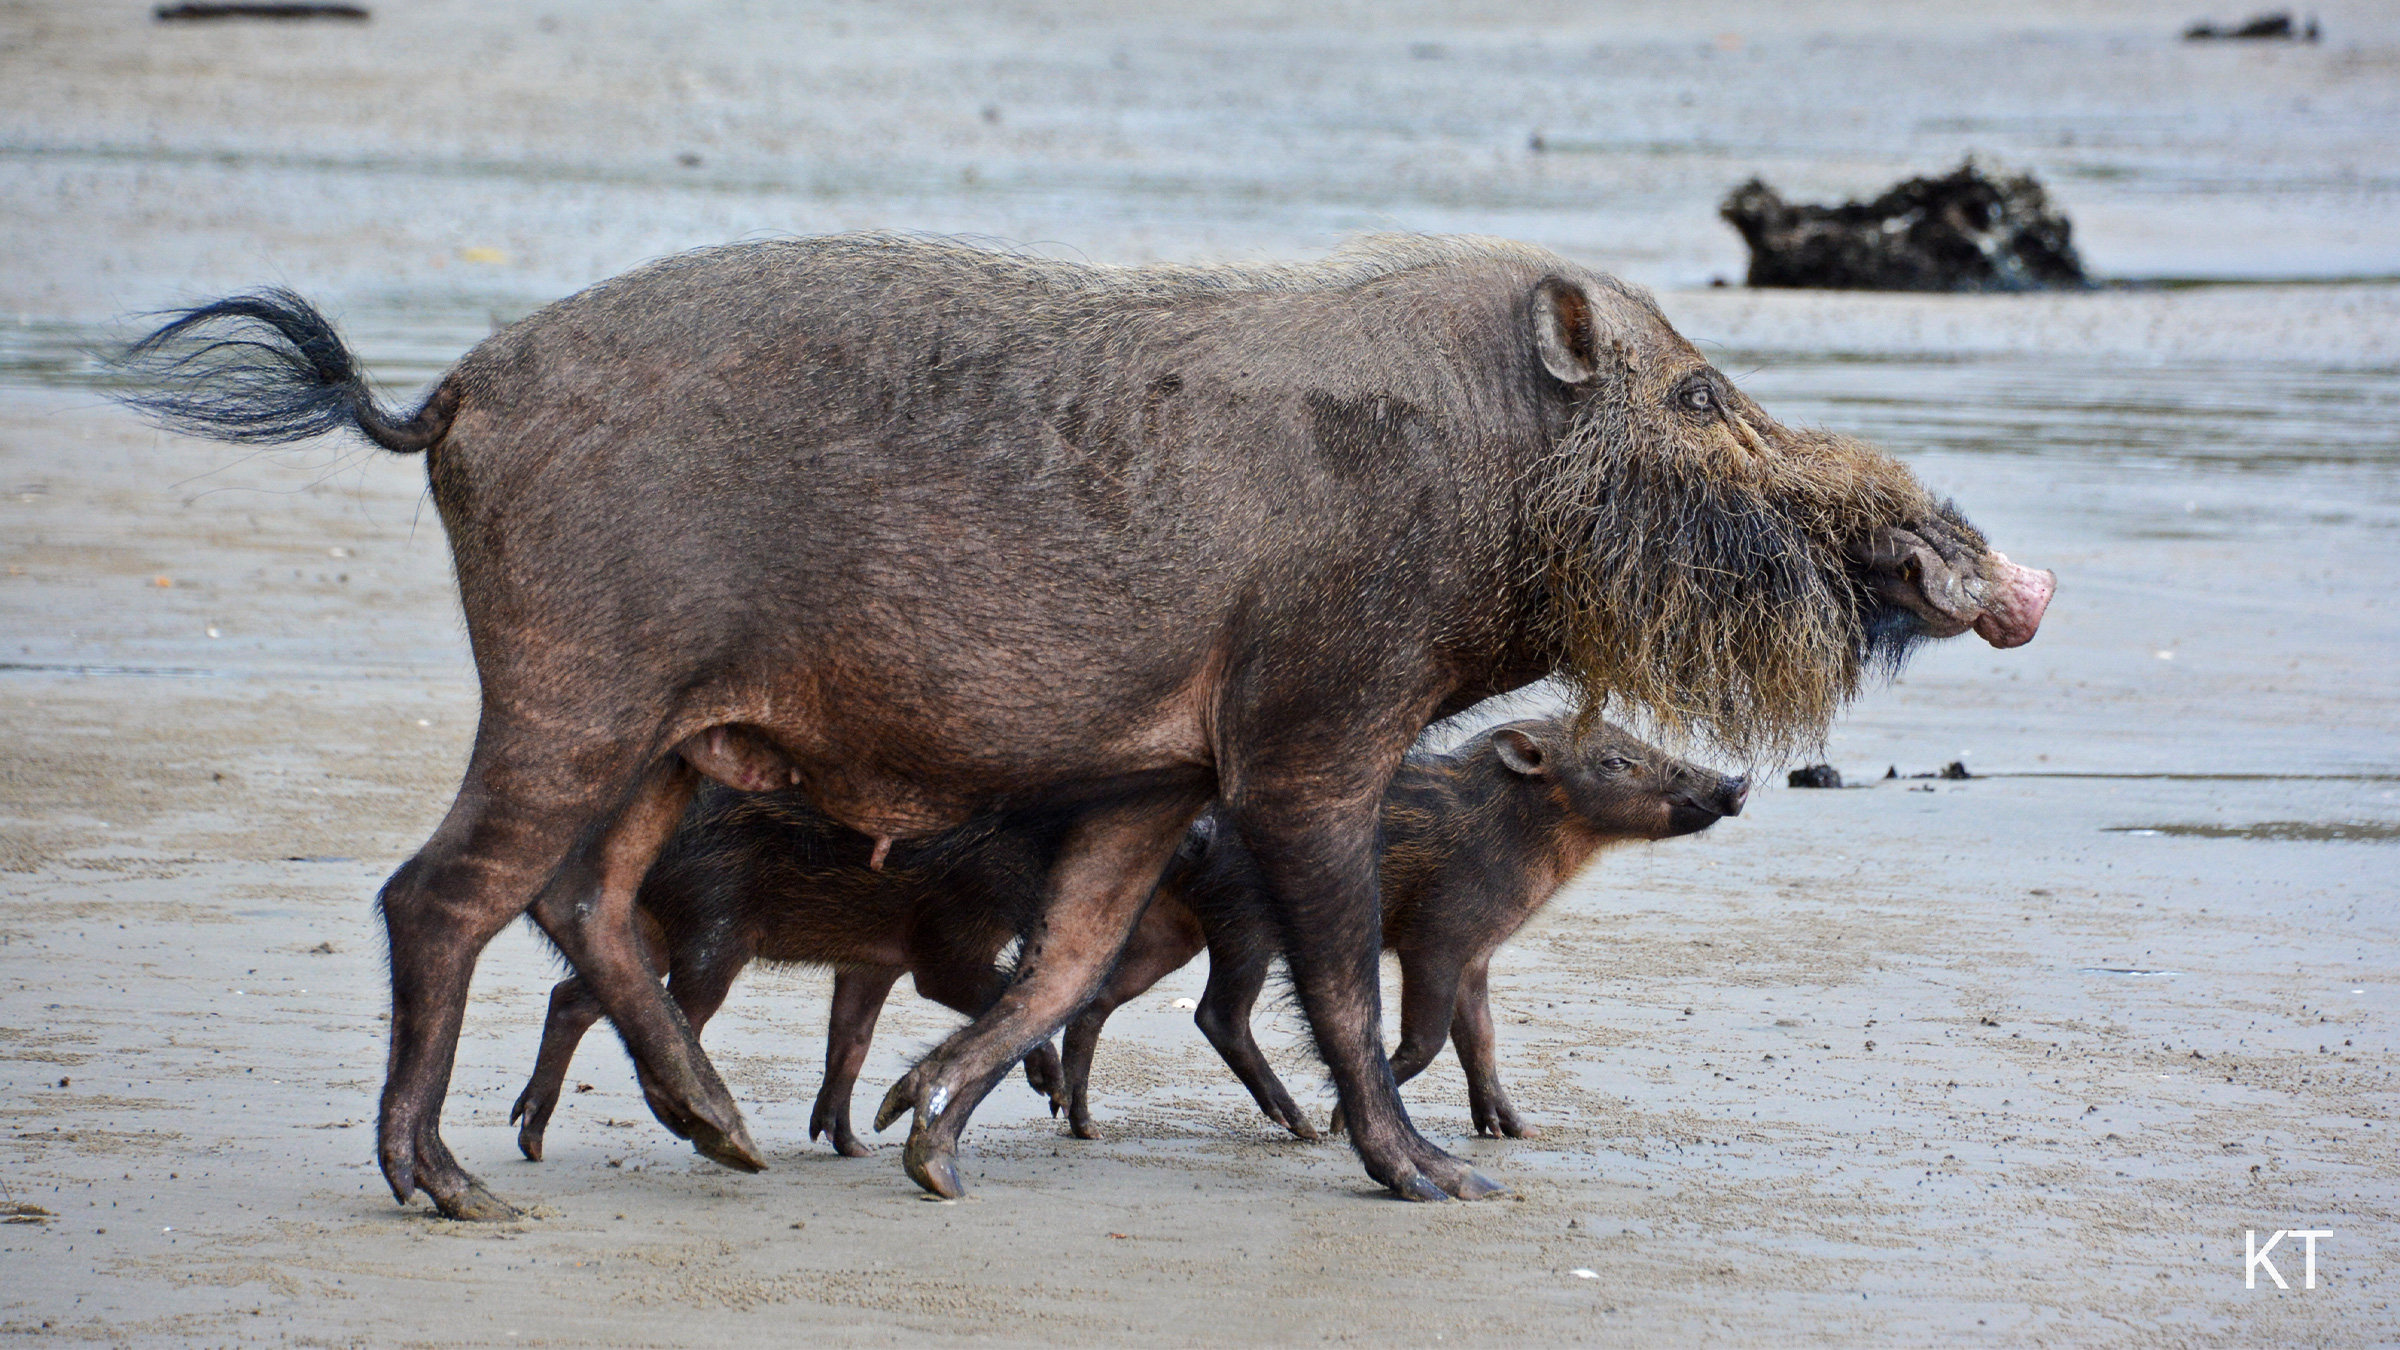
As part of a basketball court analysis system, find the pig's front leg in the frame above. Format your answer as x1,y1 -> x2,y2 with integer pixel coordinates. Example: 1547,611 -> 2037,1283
1450,954 -> 1533,1138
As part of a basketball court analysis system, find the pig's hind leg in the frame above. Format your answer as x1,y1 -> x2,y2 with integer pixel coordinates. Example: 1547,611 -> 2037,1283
525,759 -> 763,1175
377,735 -> 746,1220
513,913 -> 681,1162
874,790 -> 1207,1199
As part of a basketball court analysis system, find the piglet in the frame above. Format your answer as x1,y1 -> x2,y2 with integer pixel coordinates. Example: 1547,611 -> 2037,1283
1061,715 -> 1746,1140
510,791 -> 1066,1160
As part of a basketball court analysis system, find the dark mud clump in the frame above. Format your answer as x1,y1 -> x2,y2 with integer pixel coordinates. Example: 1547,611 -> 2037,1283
2183,12 -> 2319,41
1787,764 -> 1844,789
1720,160 -> 2087,293
155,4 -> 369,20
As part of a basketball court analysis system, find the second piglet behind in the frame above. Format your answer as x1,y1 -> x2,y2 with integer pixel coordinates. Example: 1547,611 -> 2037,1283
1063,715 -> 1747,1141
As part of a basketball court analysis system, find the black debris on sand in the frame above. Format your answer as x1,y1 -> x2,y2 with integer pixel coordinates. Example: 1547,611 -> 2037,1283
2184,11 -> 2319,40
155,4 -> 370,20
1882,762 -> 1976,781
1787,764 -> 1844,789
1720,160 -> 2087,293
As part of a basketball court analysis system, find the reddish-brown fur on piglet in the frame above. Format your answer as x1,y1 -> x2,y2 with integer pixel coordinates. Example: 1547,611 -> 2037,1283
1059,715 -> 1747,1141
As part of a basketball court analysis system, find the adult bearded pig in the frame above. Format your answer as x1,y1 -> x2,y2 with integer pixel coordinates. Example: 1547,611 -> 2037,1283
118,233 -> 2054,1217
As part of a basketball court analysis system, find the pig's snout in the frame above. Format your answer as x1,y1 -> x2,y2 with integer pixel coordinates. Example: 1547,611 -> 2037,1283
1973,553 -> 2055,650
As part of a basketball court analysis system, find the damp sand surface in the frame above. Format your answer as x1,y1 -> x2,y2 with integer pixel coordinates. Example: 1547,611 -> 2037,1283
3,1 -> 2398,1344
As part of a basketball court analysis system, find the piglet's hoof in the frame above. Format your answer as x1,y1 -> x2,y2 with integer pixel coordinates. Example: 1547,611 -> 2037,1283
1267,1100 -> 1324,1138
688,1117 -> 768,1174
1022,1043 -> 1065,1110
809,1096 -> 874,1158
903,1128 -> 965,1199
509,1093 -> 553,1162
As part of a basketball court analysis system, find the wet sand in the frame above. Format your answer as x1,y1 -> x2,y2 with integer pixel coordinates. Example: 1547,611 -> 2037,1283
3,2 -> 2397,1344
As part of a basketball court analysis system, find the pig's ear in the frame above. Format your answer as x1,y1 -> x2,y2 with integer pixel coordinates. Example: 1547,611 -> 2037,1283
1490,727 -> 1550,778
1531,277 -> 1601,385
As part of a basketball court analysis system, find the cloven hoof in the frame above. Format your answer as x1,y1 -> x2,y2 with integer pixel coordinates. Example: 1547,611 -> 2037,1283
904,1131 -> 966,1199
435,1180 -> 526,1223
688,1118 -> 768,1174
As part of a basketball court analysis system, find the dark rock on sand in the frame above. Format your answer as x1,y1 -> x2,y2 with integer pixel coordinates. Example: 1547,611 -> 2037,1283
1788,764 -> 1844,789
2183,12 -> 2318,41
1881,761 -> 1975,780
1720,160 -> 2087,293
155,4 -> 370,19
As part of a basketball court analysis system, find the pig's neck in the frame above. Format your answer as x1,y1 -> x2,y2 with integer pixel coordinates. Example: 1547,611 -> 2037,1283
1392,757 -> 1627,932
1507,799 -> 1630,920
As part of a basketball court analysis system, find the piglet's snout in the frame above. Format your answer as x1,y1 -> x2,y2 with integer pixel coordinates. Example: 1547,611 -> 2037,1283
1714,776 -> 1749,818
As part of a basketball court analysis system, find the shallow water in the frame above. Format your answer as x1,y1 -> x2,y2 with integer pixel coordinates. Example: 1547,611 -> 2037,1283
7,0 -> 2400,316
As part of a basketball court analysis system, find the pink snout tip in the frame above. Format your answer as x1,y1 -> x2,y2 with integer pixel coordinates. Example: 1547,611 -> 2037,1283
1974,553 -> 2054,649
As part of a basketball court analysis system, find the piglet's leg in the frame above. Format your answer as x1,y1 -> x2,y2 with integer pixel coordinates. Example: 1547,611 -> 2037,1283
1060,893 -> 1207,1139
511,976 -> 605,1162
875,790 -> 1207,1199
1451,955 -> 1532,1138
813,967 -> 901,1157
1194,942 -> 1319,1142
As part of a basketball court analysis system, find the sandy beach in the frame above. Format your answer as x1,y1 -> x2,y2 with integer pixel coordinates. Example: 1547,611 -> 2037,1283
3,1 -> 2396,1343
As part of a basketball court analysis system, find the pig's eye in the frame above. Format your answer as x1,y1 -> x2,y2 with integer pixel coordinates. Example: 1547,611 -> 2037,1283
1674,378 -> 1717,415
1600,756 -> 1634,772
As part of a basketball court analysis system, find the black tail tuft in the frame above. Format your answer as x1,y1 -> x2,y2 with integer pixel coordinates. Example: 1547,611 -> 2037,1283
114,289 -> 451,453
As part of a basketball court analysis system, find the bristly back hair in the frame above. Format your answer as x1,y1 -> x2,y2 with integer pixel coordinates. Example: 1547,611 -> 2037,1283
599,229 -> 1569,309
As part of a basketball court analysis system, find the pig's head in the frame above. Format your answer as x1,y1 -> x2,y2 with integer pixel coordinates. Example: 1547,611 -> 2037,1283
1486,717 -> 1748,841
1521,270 -> 2053,762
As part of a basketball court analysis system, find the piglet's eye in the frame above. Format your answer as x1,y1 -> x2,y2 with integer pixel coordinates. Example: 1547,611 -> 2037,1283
1601,756 -> 1634,772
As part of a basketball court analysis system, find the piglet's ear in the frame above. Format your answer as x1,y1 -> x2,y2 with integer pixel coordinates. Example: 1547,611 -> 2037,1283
1491,727 -> 1550,777
1532,277 -> 1600,385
